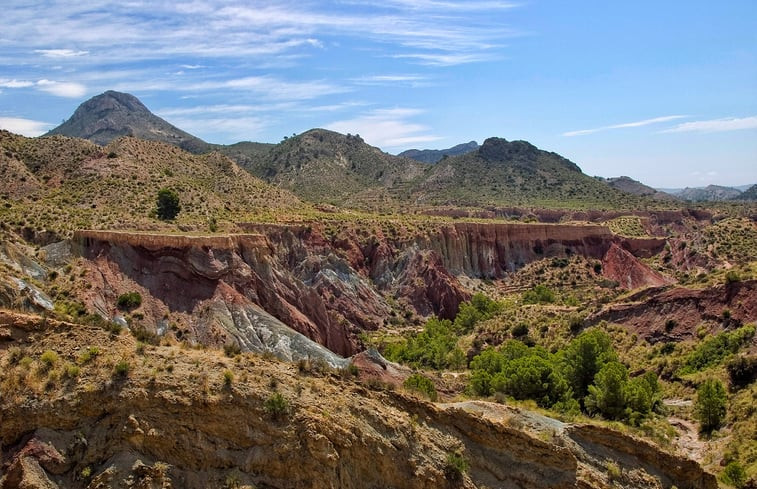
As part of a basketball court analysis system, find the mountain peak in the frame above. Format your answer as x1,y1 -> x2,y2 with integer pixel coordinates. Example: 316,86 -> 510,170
46,90 -> 209,153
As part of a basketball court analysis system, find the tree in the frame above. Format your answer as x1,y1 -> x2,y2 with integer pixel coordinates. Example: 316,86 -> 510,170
585,361 -> 628,419
695,378 -> 727,433
561,329 -> 617,400
156,188 -> 181,220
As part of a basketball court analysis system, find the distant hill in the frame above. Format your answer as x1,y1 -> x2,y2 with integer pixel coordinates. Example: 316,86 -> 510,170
399,141 -> 479,164
46,91 -> 211,154
677,185 -> 742,202
240,128 -> 428,209
0,131 -> 302,236
735,184 -> 757,201
598,176 -> 677,200
407,137 -> 648,209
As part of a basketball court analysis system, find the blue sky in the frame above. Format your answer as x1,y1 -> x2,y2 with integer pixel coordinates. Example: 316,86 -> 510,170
1,0 -> 755,188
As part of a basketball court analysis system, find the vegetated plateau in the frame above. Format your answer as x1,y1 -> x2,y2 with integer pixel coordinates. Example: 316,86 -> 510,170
0,91 -> 756,489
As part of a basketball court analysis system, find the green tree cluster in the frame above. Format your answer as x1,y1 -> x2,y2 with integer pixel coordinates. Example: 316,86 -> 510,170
403,373 -> 438,401
383,318 -> 465,370
679,325 -> 755,375
468,329 -> 661,423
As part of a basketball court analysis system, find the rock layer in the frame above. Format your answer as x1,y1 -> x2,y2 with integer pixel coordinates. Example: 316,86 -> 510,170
71,222 -> 670,356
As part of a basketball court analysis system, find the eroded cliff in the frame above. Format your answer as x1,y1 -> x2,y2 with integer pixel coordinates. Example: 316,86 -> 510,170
70,221 -> 670,357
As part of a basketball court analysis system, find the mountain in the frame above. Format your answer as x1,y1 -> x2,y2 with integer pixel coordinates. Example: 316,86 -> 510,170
399,141 -> 479,164
46,90 -> 210,154
598,176 -> 677,200
240,128 -> 428,209
408,137 -> 650,209
735,184 -> 757,200
677,185 -> 742,202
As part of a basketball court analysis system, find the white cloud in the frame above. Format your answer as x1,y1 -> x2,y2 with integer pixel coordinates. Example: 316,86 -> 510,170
0,79 -> 35,88
165,116 -> 268,143
325,108 -> 441,149
0,117 -> 53,136
34,49 -> 89,57
36,79 -> 87,98
563,115 -> 688,137
661,116 -> 757,134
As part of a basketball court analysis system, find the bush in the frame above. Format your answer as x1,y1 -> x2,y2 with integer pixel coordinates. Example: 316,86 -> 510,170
444,451 -> 469,482
725,270 -> 741,284
223,369 -> 234,386
156,188 -> 181,221
263,392 -> 290,420
403,373 -> 438,401
721,461 -> 747,488
679,325 -> 755,375
113,360 -> 130,378
383,318 -> 464,370
726,355 -> 757,389
695,378 -> 727,433
40,350 -> 59,370
585,361 -> 628,419
117,292 -> 142,311
522,284 -> 555,304
561,329 -> 617,400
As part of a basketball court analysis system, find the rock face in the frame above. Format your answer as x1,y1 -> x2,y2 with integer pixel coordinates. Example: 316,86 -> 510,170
0,312 -> 718,489
71,222 -> 669,357
602,243 -> 674,290
587,280 -> 757,342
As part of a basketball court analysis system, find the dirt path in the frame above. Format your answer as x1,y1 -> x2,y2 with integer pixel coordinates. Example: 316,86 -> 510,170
668,416 -> 707,461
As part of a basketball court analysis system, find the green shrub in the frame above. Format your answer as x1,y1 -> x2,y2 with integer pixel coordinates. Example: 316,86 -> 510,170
444,451 -> 469,481
726,355 -> 757,389
721,461 -> 747,488
383,317 -> 464,370
113,360 -> 130,378
223,369 -> 234,386
522,284 -> 555,304
40,350 -> 59,370
403,373 -> 438,401
117,292 -> 142,311
263,392 -> 290,420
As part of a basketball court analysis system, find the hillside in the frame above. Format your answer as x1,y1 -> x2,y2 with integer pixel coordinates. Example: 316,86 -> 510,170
599,176 -> 677,200
399,141 -> 480,164
240,128 -> 429,209
735,184 -> 757,201
678,185 -> 742,202
0,131 -> 303,237
409,137 -> 651,209
46,91 -> 211,154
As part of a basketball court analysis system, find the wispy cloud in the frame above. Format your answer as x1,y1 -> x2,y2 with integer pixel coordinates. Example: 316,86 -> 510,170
34,49 -> 89,58
0,79 -> 35,88
0,117 -> 54,136
661,116 -> 757,134
352,74 -> 427,85
325,108 -> 441,149
35,79 -> 87,98
0,78 -> 87,97
562,115 -> 689,137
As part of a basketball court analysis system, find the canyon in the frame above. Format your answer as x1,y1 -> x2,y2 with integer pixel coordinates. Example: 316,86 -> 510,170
68,221 -> 669,359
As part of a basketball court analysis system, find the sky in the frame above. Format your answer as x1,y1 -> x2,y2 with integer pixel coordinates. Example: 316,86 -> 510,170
1,0 -> 755,188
